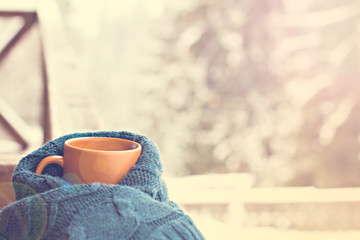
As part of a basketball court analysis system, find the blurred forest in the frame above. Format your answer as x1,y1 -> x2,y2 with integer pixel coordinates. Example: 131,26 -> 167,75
6,0 -> 358,188
133,0 -> 360,187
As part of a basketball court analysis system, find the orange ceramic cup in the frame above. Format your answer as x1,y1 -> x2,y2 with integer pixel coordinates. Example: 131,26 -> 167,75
35,137 -> 142,185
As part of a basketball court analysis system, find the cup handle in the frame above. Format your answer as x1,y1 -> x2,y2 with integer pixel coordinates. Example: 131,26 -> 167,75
35,156 -> 64,175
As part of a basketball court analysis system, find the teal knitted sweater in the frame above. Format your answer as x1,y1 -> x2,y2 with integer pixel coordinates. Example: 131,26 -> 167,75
0,131 -> 205,240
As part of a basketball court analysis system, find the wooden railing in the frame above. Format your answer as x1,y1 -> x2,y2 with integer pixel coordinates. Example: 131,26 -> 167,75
166,174 -> 360,230
0,0 -> 101,208
0,2 -> 38,151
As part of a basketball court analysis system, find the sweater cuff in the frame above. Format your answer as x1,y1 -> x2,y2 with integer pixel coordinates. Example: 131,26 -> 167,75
153,216 -> 205,240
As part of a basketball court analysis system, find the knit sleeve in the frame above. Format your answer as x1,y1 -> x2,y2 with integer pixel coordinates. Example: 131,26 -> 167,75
12,131 -> 167,201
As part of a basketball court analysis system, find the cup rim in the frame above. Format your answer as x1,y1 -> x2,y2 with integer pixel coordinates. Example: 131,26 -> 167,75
64,137 -> 141,153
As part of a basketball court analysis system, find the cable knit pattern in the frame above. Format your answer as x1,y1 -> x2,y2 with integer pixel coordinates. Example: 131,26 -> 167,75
0,131 -> 205,240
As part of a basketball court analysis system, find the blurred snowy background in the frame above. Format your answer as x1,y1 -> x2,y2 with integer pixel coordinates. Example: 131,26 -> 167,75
67,0 -> 360,188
